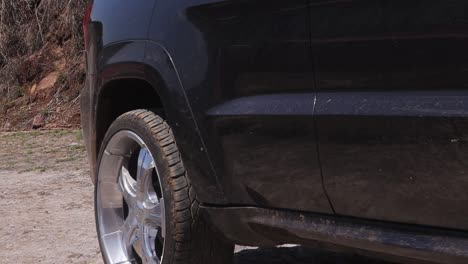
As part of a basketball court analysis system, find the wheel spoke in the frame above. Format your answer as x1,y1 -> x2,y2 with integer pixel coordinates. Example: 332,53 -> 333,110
121,215 -> 138,252
136,148 -> 155,199
119,166 -> 137,207
145,201 -> 163,227
98,130 -> 165,264
101,227 -> 137,264
141,225 -> 160,264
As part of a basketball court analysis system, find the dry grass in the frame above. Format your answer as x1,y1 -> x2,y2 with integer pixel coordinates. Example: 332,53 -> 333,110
0,0 -> 88,128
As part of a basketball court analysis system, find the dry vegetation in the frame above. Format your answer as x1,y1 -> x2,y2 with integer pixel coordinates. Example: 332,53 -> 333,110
0,0 -> 88,130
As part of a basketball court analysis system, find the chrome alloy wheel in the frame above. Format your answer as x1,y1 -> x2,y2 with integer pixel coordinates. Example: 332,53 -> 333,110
97,130 -> 165,264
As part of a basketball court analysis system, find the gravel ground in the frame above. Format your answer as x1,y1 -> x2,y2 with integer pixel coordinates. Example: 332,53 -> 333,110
0,130 -> 395,264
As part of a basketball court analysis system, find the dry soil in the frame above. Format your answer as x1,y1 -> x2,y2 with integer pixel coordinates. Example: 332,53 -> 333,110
0,130 -> 394,264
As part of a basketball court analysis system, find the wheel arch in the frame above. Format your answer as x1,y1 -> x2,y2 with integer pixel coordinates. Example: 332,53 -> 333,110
95,76 -> 165,162
86,40 -> 226,204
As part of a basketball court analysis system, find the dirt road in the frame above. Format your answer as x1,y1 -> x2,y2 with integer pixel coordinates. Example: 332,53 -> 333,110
0,130 -> 101,264
0,130 -> 394,264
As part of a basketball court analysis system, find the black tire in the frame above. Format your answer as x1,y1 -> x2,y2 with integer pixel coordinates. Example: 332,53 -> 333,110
96,109 -> 234,264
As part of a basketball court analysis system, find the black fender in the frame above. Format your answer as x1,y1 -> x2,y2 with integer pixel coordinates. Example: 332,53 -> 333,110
143,40 -> 226,204
85,39 -> 226,204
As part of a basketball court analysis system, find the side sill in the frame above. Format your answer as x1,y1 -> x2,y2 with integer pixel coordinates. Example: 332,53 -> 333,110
201,206 -> 468,264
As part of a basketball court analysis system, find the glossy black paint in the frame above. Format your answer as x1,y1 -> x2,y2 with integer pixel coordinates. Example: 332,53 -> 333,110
312,0 -> 468,230
147,0 -> 331,213
81,0 -> 155,182
81,0 -> 468,262
81,0 -> 157,183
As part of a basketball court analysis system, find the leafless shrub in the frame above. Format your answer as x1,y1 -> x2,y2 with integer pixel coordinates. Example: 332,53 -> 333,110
0,0 -> 88,107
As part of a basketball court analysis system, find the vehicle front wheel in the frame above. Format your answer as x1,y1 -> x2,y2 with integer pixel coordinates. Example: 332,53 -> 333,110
95,109 -> 234,264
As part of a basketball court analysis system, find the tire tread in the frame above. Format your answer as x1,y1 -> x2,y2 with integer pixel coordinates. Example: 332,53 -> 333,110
111,110 -> 233,264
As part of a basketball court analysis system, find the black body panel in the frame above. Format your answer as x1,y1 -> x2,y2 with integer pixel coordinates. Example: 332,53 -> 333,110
81,0 -> 468,262
81,0 -> 156,182
312,0 -> 468,230
148,0 -> 333,213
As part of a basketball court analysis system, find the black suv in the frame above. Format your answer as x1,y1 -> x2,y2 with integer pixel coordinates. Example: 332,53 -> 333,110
81,1 -> 468,263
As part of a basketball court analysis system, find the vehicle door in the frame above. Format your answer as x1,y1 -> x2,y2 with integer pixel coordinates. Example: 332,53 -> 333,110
312,0 -> 468,229
148,0 -> 333,213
